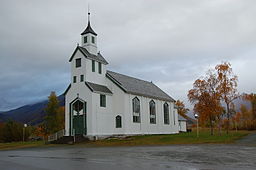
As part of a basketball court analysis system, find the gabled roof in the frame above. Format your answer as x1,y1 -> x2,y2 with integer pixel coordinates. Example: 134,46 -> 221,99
81,21 -> 97,36
85,81 -> 112,94
174,104 -> 179,109
178,114 -> 187,121
64,84 -> 71,95
69,46 -> 108,65
106,71 -> 175,102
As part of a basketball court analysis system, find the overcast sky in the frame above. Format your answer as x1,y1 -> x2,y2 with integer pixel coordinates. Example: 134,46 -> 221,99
0,0 -> 256,111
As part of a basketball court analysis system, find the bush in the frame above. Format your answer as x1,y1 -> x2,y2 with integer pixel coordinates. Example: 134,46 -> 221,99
0,120 -> 32,142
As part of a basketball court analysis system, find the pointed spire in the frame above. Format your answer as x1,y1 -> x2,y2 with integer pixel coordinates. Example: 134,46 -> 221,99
88,4 -> 90,23
81,6 -> 97,36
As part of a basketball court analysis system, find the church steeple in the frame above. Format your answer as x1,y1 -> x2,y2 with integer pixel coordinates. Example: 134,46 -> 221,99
81,11 -> 98,55
81,12 -> 97,36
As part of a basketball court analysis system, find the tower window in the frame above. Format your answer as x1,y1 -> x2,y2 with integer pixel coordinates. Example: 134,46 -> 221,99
92,60 -> 95,72
73,76 -> 77,83
98,62 -> 102,74
84,36 -> 87,43
80,75 -> 84,82
100,94 -> 106,107
76,58 -> 81,68
92,36 -> 95,44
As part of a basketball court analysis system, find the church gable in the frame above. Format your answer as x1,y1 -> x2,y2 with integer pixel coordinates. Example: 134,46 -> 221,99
69,46 -> 108,65
68,46 -> 85,63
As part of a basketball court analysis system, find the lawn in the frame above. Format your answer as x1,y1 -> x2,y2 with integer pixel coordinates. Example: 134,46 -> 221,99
84,129 -> 252,147
0,141 -> 45,150
0,130 -> 253,150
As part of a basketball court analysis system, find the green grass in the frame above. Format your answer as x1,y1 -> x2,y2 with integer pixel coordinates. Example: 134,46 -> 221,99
0,141 -> 45,150
0,130 -> 253,150
84,129 -> 252,147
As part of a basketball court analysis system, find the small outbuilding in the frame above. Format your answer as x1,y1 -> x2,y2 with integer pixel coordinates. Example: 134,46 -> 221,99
178,115 -> 187,132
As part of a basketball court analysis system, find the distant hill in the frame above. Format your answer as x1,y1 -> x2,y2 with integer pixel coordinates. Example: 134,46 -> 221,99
233,97 -> 251,112
0,95 -> 64,125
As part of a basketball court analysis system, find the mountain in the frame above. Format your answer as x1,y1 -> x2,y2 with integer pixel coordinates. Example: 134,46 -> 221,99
0,95 -> 64,125
233,97 -> 251,112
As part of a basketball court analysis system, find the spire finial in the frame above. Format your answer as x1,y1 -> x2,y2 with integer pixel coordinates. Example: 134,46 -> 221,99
88,3 -> 90,23
81,4 -> 97,36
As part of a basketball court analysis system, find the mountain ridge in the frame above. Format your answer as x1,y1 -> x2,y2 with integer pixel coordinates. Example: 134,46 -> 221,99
0,95 -> 64,125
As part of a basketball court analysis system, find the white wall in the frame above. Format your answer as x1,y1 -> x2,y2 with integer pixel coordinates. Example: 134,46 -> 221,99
123,94 -> 179,135
85,57 -> 106,85
81,33 -> 97,55
90,79 -> 180,136
64,83 -> 92,136
179,121 -> 187,132
66,49 -> 105,136
71,50 -> 106,85
66,49 -> 179,137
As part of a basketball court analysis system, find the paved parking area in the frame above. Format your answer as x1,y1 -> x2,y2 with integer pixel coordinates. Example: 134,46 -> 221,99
0,142 -> 256,170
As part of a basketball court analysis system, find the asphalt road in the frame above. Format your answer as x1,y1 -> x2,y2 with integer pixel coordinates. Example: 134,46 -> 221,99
236,132 -> 256,146
0,142 -> 256,170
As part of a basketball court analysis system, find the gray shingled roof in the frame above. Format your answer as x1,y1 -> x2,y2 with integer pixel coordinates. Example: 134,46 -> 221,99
79,47 -> 108,64
106,71 -> 175,102
69,46 -> 108,65
178,115 -> 187,121
85,81 -> 112,94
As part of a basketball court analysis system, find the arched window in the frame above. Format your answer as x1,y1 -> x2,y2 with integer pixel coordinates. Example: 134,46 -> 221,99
116,115 -> 122,128
149,100 -> 156,124
164,103 -> 169,124
132,97 -> 140,123
73,100 -> 84,115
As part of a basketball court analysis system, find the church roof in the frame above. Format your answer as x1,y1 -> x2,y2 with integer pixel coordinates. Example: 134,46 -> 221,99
81,21 -> 97,36
63,84 -> 71,95
69,46 -> 108,65
85,81 -> 112,94
178,115 -> 187,121
106,71 -> 175,102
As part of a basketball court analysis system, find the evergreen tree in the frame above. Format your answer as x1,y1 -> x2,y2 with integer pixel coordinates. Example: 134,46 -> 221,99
44,92 -> 60,134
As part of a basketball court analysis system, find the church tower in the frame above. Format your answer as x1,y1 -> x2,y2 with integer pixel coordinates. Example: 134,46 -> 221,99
81,12 -> 97,55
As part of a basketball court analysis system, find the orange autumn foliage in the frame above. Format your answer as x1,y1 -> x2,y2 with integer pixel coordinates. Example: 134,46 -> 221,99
34,125 -> 48,139
215,62 -> 239,133
188,70 -> 223,135
175,100 -> 189,118
188,62 -> 240,135
243,93 -> 256,120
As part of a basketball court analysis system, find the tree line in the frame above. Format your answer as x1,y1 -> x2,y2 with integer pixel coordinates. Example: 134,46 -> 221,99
0,92 -> 64,143
0,120 -> 32,142
185,62 -> 256,135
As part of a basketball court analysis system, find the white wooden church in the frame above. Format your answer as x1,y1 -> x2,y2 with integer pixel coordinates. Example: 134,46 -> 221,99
64,13 -> 179,139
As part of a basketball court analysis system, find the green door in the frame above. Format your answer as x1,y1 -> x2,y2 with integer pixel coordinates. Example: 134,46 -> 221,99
73,115 -> 84,135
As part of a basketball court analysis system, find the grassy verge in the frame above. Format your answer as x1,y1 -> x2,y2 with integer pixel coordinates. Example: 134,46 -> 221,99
0,141 -> 45,150
83,130 -> 252,147
0,130 -> 253,150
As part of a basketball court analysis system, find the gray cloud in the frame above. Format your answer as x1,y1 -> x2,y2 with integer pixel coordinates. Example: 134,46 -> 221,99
0,0 -> 256,110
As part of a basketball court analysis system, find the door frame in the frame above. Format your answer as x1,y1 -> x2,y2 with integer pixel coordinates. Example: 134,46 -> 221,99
69,97 -> 87,136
